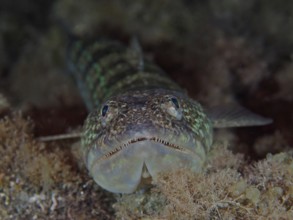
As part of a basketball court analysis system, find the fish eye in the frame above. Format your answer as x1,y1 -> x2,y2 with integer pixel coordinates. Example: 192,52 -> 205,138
101,105 -> 109,117
160,96 -> 183,120
171,97 -> 180,108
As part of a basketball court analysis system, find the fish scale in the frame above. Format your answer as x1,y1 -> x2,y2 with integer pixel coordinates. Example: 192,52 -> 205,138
69,39 -> 179,108
68,36 -> 272,193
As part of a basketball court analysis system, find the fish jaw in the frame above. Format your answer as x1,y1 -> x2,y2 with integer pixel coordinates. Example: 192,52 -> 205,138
87,135 -> 206,193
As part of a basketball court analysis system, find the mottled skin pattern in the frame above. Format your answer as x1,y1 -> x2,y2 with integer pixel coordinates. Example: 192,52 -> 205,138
68,37 -> 270,193
81,89 -> 212,193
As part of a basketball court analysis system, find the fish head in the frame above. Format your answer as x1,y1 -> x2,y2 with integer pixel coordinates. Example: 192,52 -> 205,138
82,89 -> 213,193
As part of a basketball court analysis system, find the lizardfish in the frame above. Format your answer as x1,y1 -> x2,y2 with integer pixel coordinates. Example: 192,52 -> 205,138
67,36 -> 271,193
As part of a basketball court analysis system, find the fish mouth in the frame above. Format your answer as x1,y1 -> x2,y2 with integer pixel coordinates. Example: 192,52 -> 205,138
101,136 -> 192,160
87,135 -> 205,193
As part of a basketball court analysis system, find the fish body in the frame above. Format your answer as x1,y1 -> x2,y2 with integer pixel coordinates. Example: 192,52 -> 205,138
68,37 -> 271,193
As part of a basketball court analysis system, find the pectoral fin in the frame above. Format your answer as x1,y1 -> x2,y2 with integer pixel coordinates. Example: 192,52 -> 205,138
205,105 -> 273,128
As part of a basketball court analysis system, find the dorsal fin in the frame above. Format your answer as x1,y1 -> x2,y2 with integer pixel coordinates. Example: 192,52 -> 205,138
128,36 -> 144,71
205,104 -> 273,128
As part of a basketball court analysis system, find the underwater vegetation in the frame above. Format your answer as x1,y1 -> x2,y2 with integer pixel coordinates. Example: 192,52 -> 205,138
0,114 -> 116,219
0,115 -> 292,219
0,0 -> 293,219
